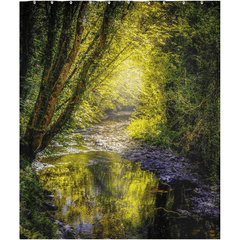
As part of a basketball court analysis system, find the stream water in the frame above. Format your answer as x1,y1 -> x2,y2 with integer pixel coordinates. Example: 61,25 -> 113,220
37,112 -> 220,239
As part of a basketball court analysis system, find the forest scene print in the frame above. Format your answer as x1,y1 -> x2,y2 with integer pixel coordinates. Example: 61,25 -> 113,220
20,1 -> 220,239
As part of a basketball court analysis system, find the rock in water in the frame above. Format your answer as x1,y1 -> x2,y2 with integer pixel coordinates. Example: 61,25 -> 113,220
43,202 -> 58,211
32,160 -> 55,172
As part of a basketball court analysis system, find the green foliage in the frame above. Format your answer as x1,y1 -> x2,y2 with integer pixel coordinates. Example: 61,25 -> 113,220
19,2 -> 220,237
127,2 -> 220,181
20,1 -> 140,153
20,155 -> 32,170
20,162 -> 59,239
20,166 -> 44,208
20,1 -> 220,181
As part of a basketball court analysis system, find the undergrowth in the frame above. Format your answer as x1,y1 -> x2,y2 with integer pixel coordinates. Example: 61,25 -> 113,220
20,156 -> 59,239
127,113 -> 220,183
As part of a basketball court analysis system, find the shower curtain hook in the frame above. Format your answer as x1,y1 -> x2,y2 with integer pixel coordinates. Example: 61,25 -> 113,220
201,1 -> 204,4
163,1 -> 166,4
70,0 -> 72,4
148,1 -> 150,5
183,1 -> 185,4
51,0 -> 53,4
108,1 -> 111,4
89,0 -> 92,4
33,0 -> 36,4
128,0 -> 130,4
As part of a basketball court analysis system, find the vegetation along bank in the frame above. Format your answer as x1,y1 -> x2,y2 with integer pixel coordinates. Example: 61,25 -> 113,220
20,1 -> 220,238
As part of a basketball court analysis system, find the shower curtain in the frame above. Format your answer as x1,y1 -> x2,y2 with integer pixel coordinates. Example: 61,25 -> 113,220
20,1 -> 220,239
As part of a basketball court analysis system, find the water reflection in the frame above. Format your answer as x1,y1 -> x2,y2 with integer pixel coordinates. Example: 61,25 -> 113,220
148,182 -> 216,239
39,150 -> 219,239
39,151 -> 159,238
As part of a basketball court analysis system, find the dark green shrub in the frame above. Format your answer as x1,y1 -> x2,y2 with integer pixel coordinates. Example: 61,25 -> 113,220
20,162 -> 59,239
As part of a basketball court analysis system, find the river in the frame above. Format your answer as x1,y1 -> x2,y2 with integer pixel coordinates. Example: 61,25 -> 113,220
36,110 -> 220,239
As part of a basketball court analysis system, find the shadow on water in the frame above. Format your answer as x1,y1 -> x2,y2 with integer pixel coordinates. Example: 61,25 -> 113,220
147,181 -> 220,239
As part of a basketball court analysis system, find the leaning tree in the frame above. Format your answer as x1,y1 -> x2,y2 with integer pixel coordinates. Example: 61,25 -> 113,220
20,1 -> 133,160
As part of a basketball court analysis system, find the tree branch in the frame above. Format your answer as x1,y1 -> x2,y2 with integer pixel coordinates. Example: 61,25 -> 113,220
24,2 -> 88,155
39,3 -> 112,151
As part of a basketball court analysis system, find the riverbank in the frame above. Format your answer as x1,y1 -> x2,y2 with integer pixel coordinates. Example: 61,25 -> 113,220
20,156 -> 76,239
20,161 -> 60,239
31,109 -> 220,239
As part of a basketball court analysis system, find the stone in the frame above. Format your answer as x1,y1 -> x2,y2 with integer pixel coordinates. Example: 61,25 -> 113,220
44,194 -> 55,199
157,163 -> 165,169
63,227 -> 76,239
44,190 -> 53,196
45,213 -> 54,219
180,175 -> 190,181
177,209 -> 191,216
43,202 -> 58,211
54,219 -> 64,227
167,177 -> 178,187
32,160 -> 55,172
159,176 -> 167,183
56,222 -> 77,239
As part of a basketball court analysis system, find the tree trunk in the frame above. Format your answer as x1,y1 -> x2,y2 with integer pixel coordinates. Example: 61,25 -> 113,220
21,2 -> 118,159
39,3 -> 112,152
21,2 -> 88,158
